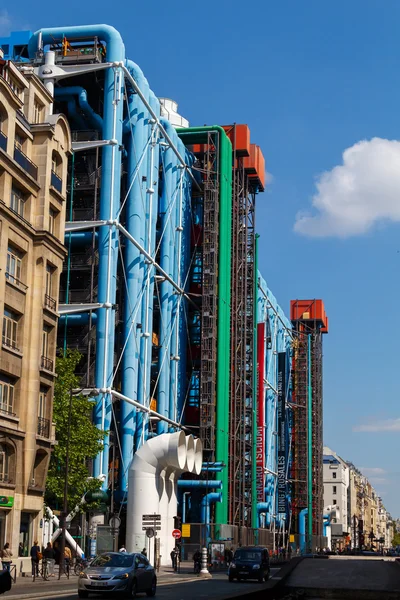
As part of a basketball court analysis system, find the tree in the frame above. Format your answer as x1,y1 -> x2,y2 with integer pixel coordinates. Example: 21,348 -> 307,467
392,531 -> 400,548
45,349 -> 106,512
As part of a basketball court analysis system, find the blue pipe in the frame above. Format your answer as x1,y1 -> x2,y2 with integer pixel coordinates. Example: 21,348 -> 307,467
66,232 -> 98,246
323,514 -> 331,538
203,462 -> 225,467
120,60 -> 149,485
256,502 -> 270,529
59,313 -> 97,326
59,97 -> 87,130
200,492 -> 222,540
299,508 -> 308,554
54,87 -> 103,131
201,467 -> 223,472
30,26 -> 125,488
177,480 -> 222,489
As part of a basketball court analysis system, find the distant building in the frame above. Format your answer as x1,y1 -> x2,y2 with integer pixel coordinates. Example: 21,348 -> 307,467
0,47 -> 71,553
323,446 -> 349,549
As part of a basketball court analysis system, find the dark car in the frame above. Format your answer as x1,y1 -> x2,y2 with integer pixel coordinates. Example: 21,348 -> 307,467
78,552 -> 156,598
228,546 -> 270,582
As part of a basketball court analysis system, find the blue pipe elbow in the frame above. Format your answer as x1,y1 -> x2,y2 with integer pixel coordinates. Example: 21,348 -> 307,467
200,492 -> 222,526
177,480 -> 222,489
256,502 -> 270,528
59,313 -> 97,326
55,87 -> 103,131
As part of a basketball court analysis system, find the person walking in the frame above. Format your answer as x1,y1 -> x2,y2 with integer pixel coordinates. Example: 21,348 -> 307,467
30,541 -> 40,577
1,543 -> 12,572
64,545 -> 72,573
170,548 -> 177,571
43,542 -> 55,577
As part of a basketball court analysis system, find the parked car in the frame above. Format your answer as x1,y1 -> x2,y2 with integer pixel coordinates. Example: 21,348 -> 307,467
228,546 -> 270,582
78,552 -> 157,598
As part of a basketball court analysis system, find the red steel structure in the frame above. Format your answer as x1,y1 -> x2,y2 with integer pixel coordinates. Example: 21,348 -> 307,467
290,300 -> 328,545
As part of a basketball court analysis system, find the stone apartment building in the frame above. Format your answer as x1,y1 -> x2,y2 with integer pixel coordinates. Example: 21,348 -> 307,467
323,446 -> 349,549
0,48 -> 71,555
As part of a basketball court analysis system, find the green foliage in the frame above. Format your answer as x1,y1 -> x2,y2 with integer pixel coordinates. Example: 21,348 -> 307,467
392,531 -> 400,548
45,349 -> 106,511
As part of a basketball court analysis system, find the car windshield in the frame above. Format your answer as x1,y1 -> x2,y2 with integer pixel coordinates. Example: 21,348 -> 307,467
234,549 -> 262,561
90,553 -> 134,568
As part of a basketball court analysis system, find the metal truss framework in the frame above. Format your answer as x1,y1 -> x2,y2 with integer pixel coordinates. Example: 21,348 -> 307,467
290,319 -> 324,539
228,127 -> 256,527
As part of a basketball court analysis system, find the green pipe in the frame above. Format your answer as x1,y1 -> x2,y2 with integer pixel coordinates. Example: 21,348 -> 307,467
307,334 -> 312,550
179,127 -> 232,525
63,152 -> 75,356
251,235 -> 260,529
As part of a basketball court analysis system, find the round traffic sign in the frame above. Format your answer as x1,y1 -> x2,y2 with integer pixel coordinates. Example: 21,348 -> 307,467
172,529 -> 181,539
146,528 -> 155,539
109,515 -> 121,530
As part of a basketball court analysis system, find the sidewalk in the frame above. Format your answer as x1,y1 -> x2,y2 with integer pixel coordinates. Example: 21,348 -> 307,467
6,561 -> 203,599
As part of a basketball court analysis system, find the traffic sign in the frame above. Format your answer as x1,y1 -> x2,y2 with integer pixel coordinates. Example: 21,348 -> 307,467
142,514 -> 161,521
109,516 -> 121,529
146,528 -> 155,539
142,526 -> 161,531
172,529 -> 181,539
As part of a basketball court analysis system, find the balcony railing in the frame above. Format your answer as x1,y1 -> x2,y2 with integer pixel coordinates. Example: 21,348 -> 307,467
0,130 -> 7,152
14,144 -> 38,180
51,170 -> 62,193
2,338 -> 21,353
37,416 -> 50,438
41,355 -> 54,372
44,294 -> 57,311
5,271 -> 28,291
0,404 -> 16,418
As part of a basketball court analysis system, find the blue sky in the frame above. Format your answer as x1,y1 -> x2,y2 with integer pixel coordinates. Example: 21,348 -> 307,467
3,1 -> 399,515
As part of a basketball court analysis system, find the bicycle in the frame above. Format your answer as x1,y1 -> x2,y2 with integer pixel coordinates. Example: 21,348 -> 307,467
33,558 -> 49,581
74,557 -> 90,576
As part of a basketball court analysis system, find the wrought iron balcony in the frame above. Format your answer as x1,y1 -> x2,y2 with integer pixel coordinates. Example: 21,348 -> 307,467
51,170 -> 62,193
0,130 -> 7,152
0,404 -> 16,418
2,338 -> 21,353
14,144 -> 38,180
5,271 -> 28,291
37,416 -> 50,438
41,355 -> 54,372
44,294 -> 56,311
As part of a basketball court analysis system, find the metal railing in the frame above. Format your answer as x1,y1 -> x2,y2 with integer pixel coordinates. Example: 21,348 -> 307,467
0,130 -> 7,152
51,170 -> 62,193
2,338 -> 21,353
41,355 -> 54,372
0,404 -> 16,418
44,294 -> 56,311
37,416 -> 50,438
5,271 -> 28,291
14,144 -> 38,179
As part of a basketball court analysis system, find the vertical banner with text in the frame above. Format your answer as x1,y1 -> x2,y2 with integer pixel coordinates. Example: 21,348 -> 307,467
277,352 -> 287,515
256,323 -> 265,503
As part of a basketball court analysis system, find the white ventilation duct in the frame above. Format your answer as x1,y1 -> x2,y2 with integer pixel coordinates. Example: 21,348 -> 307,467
159,98 -> 189,128
126,432 -> 202,563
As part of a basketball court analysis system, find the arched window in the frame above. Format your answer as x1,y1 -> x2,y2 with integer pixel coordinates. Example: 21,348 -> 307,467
0,103 -> 8,152
31,449 -> 48,489
0,441 -> 16,484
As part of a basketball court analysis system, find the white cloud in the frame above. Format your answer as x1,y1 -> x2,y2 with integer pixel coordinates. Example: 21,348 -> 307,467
360,467 -> 386,476
353,418 -> 400,432
265,170 -> 274,185
0,10 -> 11,36
294,137 -> 400,237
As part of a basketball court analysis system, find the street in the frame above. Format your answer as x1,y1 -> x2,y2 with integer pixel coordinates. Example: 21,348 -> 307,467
6,568 -> 281,600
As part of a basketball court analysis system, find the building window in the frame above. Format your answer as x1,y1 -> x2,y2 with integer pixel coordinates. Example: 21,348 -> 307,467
42,326 -> 50,358
49,207 -> 57,235
0,380 -> 15,415
6,75 -> 22,99
33,99 -> 43,124
333,486 -> 337,494
10,186 -> 26,218
333,498 -> 337,505
14,131 -> 25,152
2,309 -> 19,350
333,472 -> 337,479
38,389 -> 46,420
6,245 -> 22,285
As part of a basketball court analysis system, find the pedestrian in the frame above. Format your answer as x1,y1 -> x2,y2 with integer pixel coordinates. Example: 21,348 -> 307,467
170,548 -> 177,571
0,543 -> 12,572
141,548 -> 147,557
43,542 -> 55,577
64,545 -> 72,572
30,540 -> 40,577
18,542 -> 24,557
119,545 -> 127,553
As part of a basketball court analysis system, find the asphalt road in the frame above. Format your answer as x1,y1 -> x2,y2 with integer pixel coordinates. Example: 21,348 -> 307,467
12,569 -> 281,600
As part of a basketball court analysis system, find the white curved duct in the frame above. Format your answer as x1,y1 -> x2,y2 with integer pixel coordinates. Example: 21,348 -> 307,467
126,432 -> 202,563
194,438 -> 203,475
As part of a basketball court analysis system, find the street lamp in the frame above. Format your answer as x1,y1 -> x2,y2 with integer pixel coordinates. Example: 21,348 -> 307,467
58,387 -> 98,579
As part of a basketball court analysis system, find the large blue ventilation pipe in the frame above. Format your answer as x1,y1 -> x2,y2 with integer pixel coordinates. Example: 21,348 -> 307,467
29,25 -> 126,487
54,87 -> 103,131
177,480 -> 222,489
201,492 -> 222,540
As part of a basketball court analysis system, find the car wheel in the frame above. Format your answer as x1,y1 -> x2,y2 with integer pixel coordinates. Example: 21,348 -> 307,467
130,579 -> 137,598
146,577 -> 157,597
78,592 -> 89,599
